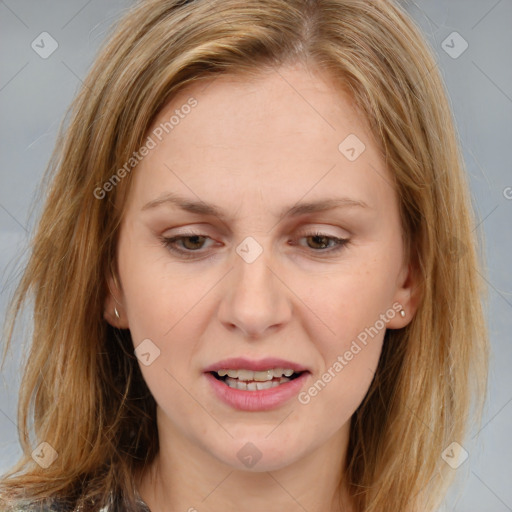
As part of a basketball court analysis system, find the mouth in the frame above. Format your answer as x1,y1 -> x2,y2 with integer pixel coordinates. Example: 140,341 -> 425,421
209,368 -> 305,391
204,357 -> 311,410
204,358 -> 311,411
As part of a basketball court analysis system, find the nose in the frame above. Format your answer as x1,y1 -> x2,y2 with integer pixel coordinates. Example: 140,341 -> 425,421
217,238 -> 293,339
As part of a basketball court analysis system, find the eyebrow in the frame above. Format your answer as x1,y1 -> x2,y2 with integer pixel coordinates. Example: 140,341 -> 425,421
141,191 -> 370,220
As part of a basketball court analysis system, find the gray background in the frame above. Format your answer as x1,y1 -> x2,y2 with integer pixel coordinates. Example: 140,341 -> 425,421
0,1 -> 511,510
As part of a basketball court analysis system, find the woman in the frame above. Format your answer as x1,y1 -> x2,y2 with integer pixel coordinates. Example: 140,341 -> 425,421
0,0 -> 489,510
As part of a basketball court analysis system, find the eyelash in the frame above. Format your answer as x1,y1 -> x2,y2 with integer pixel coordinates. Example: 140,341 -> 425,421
159,231 -> 349,260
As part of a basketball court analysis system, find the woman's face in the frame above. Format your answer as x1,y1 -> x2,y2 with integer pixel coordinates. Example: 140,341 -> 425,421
107,63 -> 417,472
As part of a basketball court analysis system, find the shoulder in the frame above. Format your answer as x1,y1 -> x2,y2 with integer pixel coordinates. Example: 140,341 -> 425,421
0,494 -> 77,512
1,501 -> 66,511
1,502 -> 110,512
1,504 -> 60,511
0,491 -> 148,512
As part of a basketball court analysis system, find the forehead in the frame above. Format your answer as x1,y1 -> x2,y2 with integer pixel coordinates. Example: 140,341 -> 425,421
154,64 -> 374,153
125,64 -> 393,217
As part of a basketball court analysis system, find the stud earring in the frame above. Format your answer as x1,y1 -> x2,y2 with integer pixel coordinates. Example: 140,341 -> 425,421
400,309 -> 406,318
114,307 -> 120,319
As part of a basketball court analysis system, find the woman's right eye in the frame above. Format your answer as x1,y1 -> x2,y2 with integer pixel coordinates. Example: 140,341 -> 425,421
160,233 -> 213,259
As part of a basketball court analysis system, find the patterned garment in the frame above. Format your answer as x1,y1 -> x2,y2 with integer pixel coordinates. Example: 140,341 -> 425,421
3,490 -> 152,511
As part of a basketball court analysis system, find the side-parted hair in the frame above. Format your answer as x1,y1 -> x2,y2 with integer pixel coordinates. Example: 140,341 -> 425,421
1,0 -> 489,510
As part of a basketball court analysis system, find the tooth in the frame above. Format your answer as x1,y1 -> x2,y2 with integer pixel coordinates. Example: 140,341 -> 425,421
225,378 -> 237,389
224,375 -> 294,391
256,381 -> 274,390
221,369 -> 300,390
236,369 -> 255,381
236,380 -> 248,391
254,370 -> 273,381
272,368 -> 285,378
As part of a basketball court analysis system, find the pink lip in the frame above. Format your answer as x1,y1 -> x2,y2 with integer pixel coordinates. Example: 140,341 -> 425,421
204,357 -> 311,411
203,357 -> 309,373
205,372 -> 310,411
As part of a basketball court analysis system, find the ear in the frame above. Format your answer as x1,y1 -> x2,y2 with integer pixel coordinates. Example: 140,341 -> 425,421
386,259 -> 422,330
103,272 -> 129,329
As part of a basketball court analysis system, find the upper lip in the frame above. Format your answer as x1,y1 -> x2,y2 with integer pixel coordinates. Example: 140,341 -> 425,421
204,357 -> 310,373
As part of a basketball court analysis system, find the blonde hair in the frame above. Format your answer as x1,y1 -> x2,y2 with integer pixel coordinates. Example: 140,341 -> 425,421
1,0 -> 489,510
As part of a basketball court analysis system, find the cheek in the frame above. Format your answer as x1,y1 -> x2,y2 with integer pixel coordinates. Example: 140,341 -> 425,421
117,238 -> 215,393
302,325 -> 385,428
293,261 -> 392,406
117,232 -> 197,341
302,264 -> 394,348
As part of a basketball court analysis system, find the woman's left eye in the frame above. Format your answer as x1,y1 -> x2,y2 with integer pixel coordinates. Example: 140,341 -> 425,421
297,232 -> 349,252
160,231 -> 349,259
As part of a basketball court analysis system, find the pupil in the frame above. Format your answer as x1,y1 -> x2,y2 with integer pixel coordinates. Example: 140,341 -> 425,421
309,235 -> 329,249
184,236 -> 204,250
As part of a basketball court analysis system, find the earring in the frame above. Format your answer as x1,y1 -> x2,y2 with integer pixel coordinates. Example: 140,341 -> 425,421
400,309 -> 406,318
114,307 -> 120,319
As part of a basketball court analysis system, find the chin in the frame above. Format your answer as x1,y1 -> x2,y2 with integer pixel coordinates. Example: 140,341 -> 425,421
205,434 -> 309,473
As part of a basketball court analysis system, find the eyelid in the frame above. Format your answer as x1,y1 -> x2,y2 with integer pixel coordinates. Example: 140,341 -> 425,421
295,224 -> 350,238
159,228 -> 350,260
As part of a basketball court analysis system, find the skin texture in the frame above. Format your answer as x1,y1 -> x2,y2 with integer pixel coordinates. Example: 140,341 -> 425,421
104,62 -> 419,512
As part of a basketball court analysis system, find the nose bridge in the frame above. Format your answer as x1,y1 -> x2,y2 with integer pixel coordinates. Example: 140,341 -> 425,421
219,234 -> 291,337
236,235 -> 273,291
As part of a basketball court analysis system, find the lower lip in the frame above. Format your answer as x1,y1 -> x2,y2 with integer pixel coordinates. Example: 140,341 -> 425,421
205,372 -> 310,411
